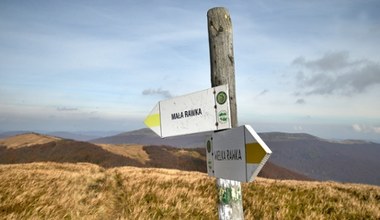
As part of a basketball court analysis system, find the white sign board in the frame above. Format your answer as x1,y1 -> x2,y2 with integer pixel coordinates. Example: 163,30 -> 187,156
206,125 -> 272,182
144,85 -> 231,138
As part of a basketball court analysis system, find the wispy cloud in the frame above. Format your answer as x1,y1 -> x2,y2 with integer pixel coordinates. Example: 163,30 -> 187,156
258,89 -> 269,96
352,124 -> 380,134
255,89 -> 269,99
293,125 -> 304,131
142,88 -> 172,99
292,51 -> 380,96
56,107 -> 78,112
295,98 -> 306,104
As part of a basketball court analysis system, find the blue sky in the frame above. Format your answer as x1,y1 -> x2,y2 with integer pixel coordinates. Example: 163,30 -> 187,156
1,0 -> 379,141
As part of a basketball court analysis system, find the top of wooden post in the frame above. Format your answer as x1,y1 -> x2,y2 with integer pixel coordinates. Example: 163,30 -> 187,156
207,7 -> 237,128
207,7 -> 232,34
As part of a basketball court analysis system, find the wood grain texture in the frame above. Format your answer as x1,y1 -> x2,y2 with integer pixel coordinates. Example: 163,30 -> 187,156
208,7 -> 238,128
208,7 -> 244,220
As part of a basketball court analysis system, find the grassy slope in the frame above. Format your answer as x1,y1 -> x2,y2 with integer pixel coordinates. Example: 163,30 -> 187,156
1,163 -> 379,219
0,133 -> 60,149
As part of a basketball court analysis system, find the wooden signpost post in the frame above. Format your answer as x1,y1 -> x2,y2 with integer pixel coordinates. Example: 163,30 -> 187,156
207,7 -> 244,219
144,7 -> 272,220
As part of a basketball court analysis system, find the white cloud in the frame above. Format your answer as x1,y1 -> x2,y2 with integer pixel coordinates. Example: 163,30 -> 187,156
352,124 -> 380,134
293,125 -> 304,131
352,124 -> 363,132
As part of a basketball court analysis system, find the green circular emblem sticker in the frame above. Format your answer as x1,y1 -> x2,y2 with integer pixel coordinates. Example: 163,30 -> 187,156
216,91 -> 227,105
218,110 -> 228,124
207,140 -> 211,153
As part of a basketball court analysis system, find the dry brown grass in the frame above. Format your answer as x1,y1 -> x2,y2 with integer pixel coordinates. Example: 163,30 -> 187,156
97,144 -> 150,164
0,162 -> 379,219
0,133 -> 60,149
243,178 -> 380,219
0,162 -> 217,219
170,149 -> 205,160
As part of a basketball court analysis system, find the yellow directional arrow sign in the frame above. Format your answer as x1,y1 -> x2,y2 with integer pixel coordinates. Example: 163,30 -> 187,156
206,125 -> 272,182
144,85 -> 231,138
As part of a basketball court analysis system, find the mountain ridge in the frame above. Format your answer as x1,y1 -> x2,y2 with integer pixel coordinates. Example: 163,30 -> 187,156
0,133 -> 310,181
91,128 -> 380,186
2,129 -> 380,185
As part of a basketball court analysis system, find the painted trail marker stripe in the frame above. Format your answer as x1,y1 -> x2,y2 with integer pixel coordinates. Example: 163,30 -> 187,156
245,143 -> 266,164
144,113 -> 160,128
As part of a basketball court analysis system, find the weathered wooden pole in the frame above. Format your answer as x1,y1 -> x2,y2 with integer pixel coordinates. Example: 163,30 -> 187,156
207,7 -> 244,220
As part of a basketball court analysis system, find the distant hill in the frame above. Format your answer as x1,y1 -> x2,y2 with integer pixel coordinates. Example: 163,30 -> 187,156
0,131 -> 34,139
0,133 -> 310,181
4,131 -> 380,185
265,135 -> 380,185
0,133 -> 60,148
1,162 -> 379,219
0,131 -> 122,142
258,161 -> 313,181
259,132 -> 321,142
0,133 -> 202,170
91,128 -> 211,148
46,131 -> 101,141
93,128 -> 380,186
0,133 -> 140,168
